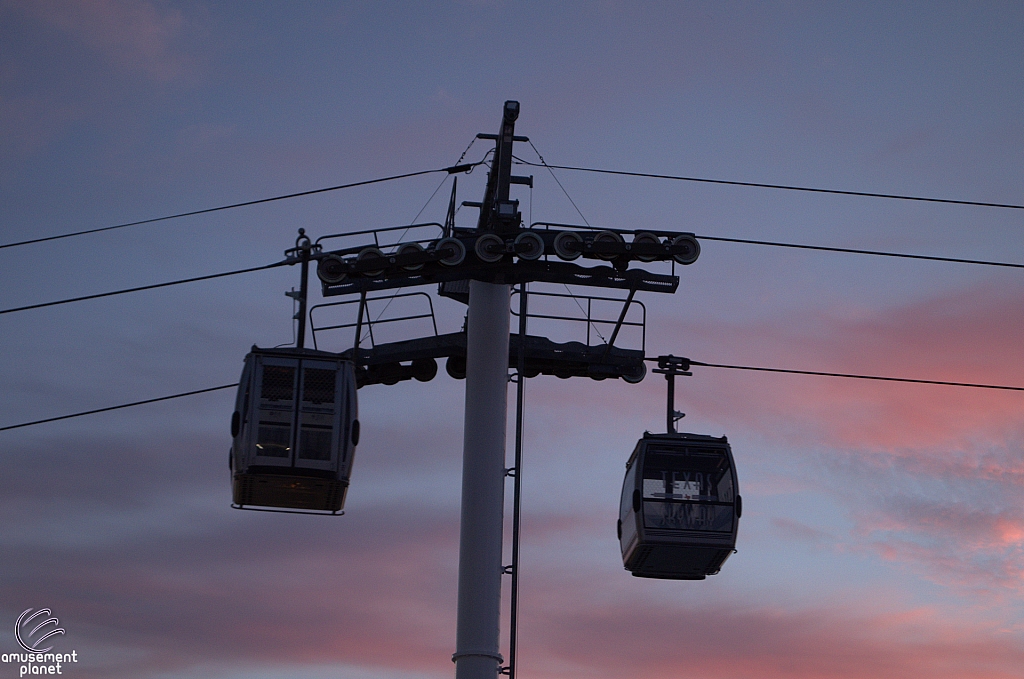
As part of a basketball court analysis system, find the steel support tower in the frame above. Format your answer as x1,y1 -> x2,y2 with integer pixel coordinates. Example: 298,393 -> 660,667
312,100 -> 701,679
454,101 -> 520,679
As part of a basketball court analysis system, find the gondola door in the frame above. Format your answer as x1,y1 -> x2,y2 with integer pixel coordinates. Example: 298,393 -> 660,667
250,355 -> 300,468
293,360 -> 343,472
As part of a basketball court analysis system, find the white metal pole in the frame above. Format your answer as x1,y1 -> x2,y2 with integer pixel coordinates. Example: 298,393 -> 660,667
454,279 -> 511,679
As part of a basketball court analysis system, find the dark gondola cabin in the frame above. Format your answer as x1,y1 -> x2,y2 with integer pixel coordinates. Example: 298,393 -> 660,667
618,432 -> 740,579
230,347 -> 358,513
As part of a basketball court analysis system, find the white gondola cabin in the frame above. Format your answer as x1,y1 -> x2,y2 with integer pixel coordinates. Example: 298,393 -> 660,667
618,432 -> 740,579
230,347 -> 358,513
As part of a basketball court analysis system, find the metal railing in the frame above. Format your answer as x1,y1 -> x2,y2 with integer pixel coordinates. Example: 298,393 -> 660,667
309,291 -> 438,350
315,223 -> 447,254
510,289 -> 646,351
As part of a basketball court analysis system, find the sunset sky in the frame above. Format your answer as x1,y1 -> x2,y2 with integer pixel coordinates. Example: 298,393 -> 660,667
1,2 -> 1023,678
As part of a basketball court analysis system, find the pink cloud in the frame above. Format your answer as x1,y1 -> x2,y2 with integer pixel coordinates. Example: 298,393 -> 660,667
10,0 -> 196,82
516,590 -> 1024,679
644,280 -> 1024,454
4,429 -> 1023,679
522,314 -> 1021,460
851,495 -> 1024,595
12,506 -> 1024,679
505,296 -> 1019,566
4,505 -> 462,677
772,516 -> 832,543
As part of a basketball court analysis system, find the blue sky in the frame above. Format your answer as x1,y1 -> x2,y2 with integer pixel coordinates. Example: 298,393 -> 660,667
1,2 -> 1023,678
